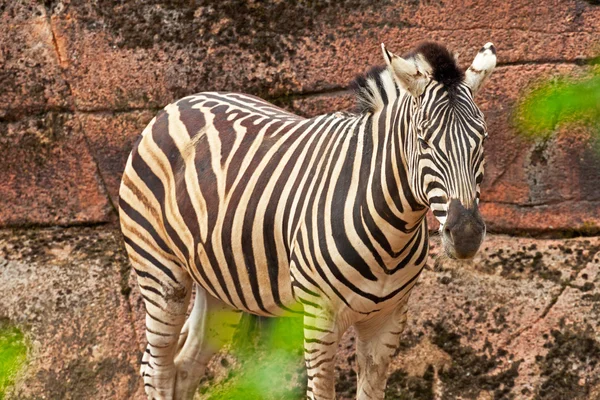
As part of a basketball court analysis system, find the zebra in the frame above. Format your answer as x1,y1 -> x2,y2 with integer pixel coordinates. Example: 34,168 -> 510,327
119,41 -> 496,399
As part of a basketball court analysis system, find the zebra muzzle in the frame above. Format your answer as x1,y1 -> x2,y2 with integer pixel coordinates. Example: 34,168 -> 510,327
442,199 -> 486,260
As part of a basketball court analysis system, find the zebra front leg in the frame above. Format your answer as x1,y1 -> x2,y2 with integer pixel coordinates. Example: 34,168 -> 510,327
173,286 -> 242,399
354,302 -> 409,400
303,303 -> 344,400
132,256 -> 192,400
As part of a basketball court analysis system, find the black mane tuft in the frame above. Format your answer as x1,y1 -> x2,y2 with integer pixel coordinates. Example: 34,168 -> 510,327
349,65 -> 390,114
406,41 -> 464,88
349,42 -> 464,114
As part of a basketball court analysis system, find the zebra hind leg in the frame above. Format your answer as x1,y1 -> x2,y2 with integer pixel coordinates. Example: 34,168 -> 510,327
173,285 -> 243,400
131,254 -> 192,400
354,302 -> 409,400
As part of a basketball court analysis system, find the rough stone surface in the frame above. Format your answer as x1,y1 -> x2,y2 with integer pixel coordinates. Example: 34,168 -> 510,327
45,0 -> 600,111
396,235 -> 600,400
0,227 -> 144,399
2,228 -> 600,399
478,64 -> 600,233
78,110 -> 157,204
0,113 -> 113,226
0,5 -> 72,121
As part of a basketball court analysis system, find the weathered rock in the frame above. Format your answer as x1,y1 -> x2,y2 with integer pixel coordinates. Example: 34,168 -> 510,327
79,110 -> 157,204
49,15 -> 181,112
0,7 -> 71,120
0,113 -> 113,226
45,0 -> 600,111
477,64 -> 600,232
409,0 -> 600,33
481,200 -> 600,233
0,227 -> 144,399
0,1 -> 48,25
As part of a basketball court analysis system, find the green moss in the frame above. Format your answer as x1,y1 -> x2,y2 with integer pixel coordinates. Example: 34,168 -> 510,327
516,70 -> 600,138
0,322 -> 28,399
200,314 -> 306,399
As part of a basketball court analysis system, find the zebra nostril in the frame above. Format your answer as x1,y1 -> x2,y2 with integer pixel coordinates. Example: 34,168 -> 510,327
443,226 -> 453,241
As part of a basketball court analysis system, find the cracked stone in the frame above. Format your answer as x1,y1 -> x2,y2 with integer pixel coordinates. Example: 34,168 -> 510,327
0,113 -> 113,226
0,13 -> 72,120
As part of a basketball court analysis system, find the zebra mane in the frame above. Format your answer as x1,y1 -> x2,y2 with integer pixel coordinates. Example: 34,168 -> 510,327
349,65 -> 399,114
350,42 -> 464,114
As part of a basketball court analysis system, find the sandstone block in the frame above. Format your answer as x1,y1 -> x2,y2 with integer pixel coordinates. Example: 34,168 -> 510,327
46,0 -> 600,111
0,12 -> 71,120
0,228 -> 144,399
0,113 -> 112,226
79,110 -> 157,204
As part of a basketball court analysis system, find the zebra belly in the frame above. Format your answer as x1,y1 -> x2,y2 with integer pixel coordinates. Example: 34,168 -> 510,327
289,254 -> 425,318
189,238 -> 300,317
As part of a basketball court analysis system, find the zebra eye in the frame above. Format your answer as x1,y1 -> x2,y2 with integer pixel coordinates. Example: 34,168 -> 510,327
418,136 -> 430,149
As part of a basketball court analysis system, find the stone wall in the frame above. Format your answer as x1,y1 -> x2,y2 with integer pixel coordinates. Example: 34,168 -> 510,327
1,0 -> 600,232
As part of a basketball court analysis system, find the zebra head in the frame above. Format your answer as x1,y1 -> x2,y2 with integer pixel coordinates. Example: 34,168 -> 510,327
382,42 -> 497,259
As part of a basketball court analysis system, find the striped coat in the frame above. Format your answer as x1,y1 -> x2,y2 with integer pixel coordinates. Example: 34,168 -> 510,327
119,41 -> 496,400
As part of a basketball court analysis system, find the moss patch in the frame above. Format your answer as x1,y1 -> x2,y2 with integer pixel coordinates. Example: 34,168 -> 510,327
0,322 -> 28,399
198,315 -> 306,400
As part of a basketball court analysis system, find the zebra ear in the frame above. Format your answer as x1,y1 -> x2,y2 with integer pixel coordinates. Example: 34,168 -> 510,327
464,43 -> 497,95
381,43 -> 429,97
453,51 -> 460,64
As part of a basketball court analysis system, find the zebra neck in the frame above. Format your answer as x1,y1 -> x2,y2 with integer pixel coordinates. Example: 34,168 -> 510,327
348,100 -> 428,255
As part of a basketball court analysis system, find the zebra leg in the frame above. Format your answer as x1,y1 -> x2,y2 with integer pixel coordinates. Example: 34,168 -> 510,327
133,256 -> 192,400
173,285 -> 242,400
354,302 -> 409,400
303,304 -> 344,400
